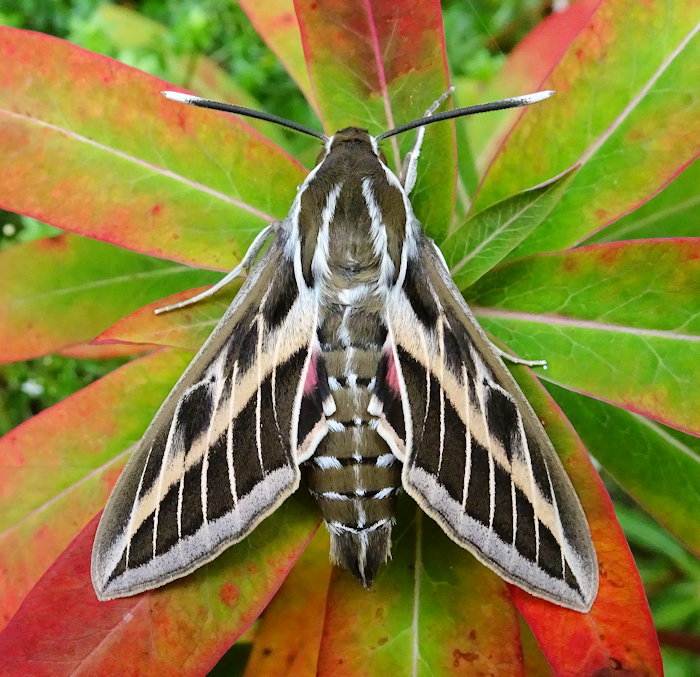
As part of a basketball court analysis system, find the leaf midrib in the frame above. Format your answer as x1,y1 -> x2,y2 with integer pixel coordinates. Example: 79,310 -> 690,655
473,307 -> 700,341
1,107 -> 277,222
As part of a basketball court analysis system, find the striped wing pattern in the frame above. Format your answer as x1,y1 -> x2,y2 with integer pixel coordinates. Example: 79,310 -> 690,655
372,236 -> 598,612
91,237 -> 325,600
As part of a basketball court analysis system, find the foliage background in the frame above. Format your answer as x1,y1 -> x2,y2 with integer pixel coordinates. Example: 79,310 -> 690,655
0,0 -> 698,674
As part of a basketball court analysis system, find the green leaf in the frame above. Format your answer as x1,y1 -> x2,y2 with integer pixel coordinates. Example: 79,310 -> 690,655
0,348 -> 192,630
318,496 -> 524,677
585,157 -> 700,244
466,239 -> 700,434
294,0 -> 455,241
0,26 -> 306,270
474,2 -> 700,257
546,382 -> 700,561
0,234 -> 222,362
443,167 -> 576,289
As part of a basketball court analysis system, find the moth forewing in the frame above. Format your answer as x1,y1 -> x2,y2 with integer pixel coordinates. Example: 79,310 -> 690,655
376,238 -> 597,612
91,237 -> 322,600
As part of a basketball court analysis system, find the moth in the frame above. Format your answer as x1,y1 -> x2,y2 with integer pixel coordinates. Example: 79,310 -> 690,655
91,87 -> 598,612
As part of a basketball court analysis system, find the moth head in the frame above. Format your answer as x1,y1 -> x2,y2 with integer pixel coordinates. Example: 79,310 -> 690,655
314,127 -> 388,166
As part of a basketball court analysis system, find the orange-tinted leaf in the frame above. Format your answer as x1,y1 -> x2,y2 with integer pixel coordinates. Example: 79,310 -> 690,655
475,1 -> 700,257
294,0 -> 455,241
0,234 -> 220,362
0,496 -> 320,677
0,349 -> 192,629
243,529 -> 331,677
461,0 -> 602,173
96,285 -> 237,351
0,26 -> 305,270
318,498 -> 524,677
58,342 -> 151,359
507,367 -> 662,677
238,0 -> 316,110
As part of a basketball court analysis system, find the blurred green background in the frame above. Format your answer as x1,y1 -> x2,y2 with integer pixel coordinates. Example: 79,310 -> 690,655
0,1 -> 698,673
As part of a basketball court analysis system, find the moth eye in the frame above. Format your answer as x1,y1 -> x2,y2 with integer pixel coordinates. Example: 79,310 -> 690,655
378,149 -> 388,164
314,148 -> 328,165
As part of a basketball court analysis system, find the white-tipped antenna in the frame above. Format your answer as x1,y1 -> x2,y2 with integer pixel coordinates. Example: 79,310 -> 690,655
161,91 -> 328,141
376,90 -> 555,141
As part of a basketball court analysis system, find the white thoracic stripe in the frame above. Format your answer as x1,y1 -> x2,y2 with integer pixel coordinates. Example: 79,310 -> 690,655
226,362 -> 239,510
315,456 -> 342,469
126,444 -> 153,567
312,182 -> 343,281
361,178 -> 395,283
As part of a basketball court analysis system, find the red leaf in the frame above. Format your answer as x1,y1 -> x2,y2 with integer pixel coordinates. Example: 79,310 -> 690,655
0,349 -> 192,630
0,498 -> 320,676
237,0 -> 316,110
508,368 -> 663,677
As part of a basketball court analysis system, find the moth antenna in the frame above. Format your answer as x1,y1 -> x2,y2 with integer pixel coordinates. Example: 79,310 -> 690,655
376,90 -> 555,141
161,91 -> 329,142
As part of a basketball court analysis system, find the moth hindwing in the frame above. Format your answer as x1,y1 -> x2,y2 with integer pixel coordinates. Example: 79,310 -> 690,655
92,89 -> 598,612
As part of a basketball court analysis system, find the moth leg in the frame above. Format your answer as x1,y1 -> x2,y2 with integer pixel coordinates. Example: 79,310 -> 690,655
491,344 -> 547,369
155,222 -> 279,314
399,86 -> 455,194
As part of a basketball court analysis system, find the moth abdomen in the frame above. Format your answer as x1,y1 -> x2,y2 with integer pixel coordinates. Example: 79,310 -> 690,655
305,334 -> 400,587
